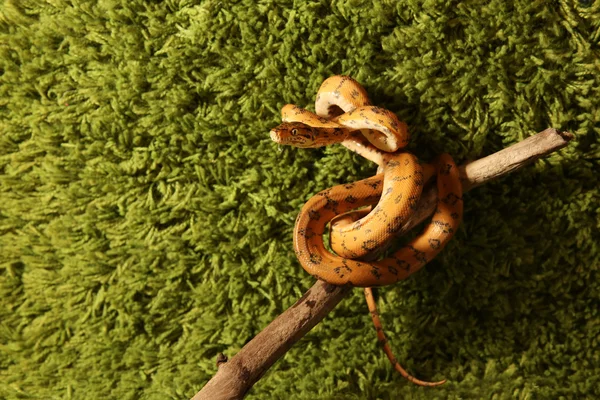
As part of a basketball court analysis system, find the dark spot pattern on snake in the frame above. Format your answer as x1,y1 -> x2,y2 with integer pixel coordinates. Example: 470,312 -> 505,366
334,265 -> 352,278
440,163 -> 452,175
395,258 -> 411,271
308,210 -> 321,221
309,253 -> 323,264
370,267 -> 382,280
406,245 -> 428,264
428,238 -> 441,249
362,239 -> 379,252
443,193 -> 462,205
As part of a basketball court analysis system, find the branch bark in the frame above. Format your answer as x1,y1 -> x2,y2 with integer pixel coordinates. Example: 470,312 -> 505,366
192,128 -> 574,400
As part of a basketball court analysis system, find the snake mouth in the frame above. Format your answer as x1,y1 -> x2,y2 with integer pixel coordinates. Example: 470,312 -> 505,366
269,130 -> 280,142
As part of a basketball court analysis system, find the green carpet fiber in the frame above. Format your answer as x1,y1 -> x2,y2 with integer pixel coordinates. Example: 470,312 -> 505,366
1,0 -> 599,399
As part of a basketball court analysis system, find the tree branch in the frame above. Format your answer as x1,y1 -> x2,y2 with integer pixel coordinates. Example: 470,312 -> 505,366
192,128 -> 574,400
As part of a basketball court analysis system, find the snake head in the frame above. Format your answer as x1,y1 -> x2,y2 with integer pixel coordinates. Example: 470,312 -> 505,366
269,122 -> 320,148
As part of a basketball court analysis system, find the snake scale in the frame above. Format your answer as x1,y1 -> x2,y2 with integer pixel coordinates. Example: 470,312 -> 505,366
270,76 -> 463,386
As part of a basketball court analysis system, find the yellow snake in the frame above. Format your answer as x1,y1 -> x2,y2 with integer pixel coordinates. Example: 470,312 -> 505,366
270,76 -> 463,386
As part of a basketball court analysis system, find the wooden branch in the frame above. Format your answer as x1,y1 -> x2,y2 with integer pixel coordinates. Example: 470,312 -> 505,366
192,128 -> 574,400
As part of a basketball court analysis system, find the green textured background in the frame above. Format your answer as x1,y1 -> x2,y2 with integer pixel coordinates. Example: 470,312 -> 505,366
1,0 -> 599,399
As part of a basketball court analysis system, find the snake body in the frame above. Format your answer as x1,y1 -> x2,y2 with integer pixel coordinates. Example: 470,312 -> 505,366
270,76 -> 463,386
292,153 -> 462,287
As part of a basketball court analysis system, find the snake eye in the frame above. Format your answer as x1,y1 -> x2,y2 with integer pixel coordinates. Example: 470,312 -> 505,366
291,128 -> 298,136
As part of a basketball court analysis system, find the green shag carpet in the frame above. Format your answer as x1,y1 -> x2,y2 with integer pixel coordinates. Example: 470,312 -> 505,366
1,0 -> 599,399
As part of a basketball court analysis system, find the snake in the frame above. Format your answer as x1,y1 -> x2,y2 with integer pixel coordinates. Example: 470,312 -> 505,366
269,76 -> 463,386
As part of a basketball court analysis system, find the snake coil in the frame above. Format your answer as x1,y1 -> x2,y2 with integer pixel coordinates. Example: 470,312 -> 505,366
270,76 -> 463,386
